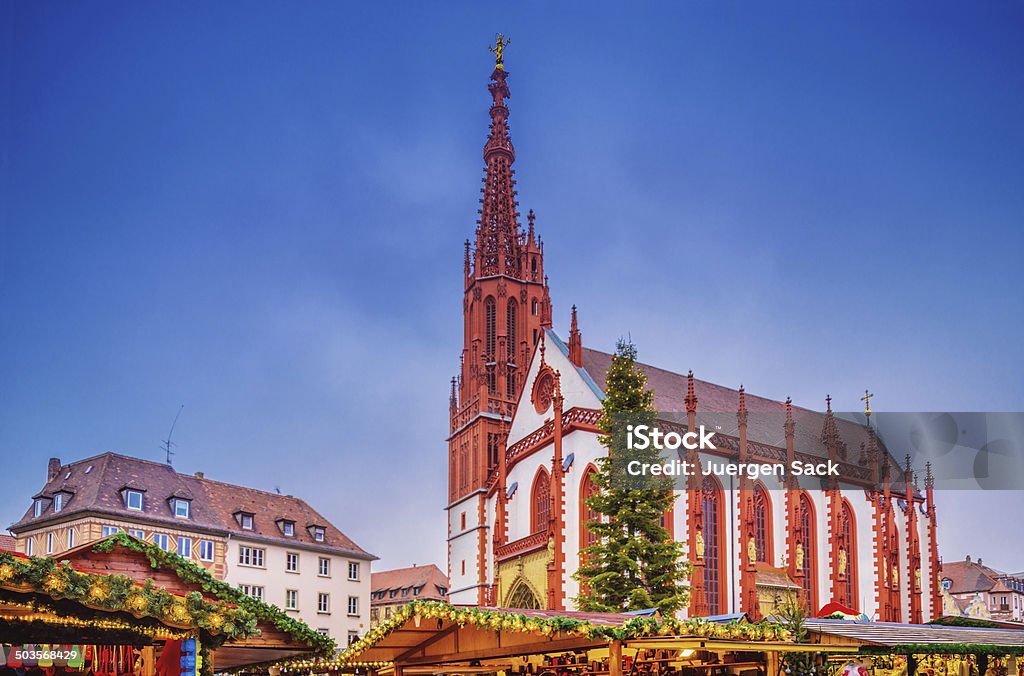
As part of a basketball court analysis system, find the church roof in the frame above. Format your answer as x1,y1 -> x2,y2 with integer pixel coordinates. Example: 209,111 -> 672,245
578,346 -> 909,487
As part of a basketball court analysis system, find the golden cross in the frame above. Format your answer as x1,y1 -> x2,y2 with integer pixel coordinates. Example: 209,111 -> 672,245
861,389 -> 874,418
489,33 -> 511,70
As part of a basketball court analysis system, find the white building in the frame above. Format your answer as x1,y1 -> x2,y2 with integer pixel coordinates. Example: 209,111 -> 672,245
9,452 -> 376,643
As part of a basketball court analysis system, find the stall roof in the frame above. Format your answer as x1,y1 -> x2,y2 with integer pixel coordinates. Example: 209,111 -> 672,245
805,619 -> 1024,647
286,601 -> 795,672
0,534 -> 332,670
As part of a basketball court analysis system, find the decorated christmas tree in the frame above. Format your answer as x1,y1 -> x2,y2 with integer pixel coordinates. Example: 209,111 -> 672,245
574,339 -> 690,614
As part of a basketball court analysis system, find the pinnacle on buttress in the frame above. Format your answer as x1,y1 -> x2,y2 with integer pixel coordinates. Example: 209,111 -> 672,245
825,393 -> 832,414
527,209 -> 536,243
738,385 -> 746,412
685,370 -> 697,413
568,305 -> 582,368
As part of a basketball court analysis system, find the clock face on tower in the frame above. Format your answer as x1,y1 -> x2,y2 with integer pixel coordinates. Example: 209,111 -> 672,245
532,369 -> 555,414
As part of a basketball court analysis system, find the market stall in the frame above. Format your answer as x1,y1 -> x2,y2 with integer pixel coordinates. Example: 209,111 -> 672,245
0,534 -> 333,675
804,618 -> 1024,675
279,601 -> 851,676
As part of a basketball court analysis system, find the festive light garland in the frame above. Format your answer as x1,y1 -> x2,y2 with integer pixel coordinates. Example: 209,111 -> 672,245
0,612 -> 191,640
0,549 -> 256,642
91,533 -> 335,656
273,600 -> 794,672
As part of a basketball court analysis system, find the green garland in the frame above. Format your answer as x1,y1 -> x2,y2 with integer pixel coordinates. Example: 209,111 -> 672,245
0,550 -> 255,643
281,600 -> 793,671
928,616 -> 1003,629
91,533 -> 335,656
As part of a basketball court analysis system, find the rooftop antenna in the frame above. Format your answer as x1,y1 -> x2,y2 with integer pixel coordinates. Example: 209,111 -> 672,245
161,404 -> 185,465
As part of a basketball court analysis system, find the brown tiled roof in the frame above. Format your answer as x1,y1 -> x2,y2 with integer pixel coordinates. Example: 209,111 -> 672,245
580,347 -> 908,488
0,534 -> 15,551
940,560 -> 1003,594
9,452 -> 374,560
754,563 -> 800,589
372,564 -> 448,603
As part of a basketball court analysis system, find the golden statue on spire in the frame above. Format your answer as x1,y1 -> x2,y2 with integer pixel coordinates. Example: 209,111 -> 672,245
489,33 -> 510,70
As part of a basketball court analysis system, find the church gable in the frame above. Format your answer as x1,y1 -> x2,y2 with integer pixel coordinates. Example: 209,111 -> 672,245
507,329 -> 603,445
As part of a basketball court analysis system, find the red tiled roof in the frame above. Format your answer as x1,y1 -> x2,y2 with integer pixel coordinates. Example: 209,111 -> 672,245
372,564 -> 448,602
9,452 -> 374,560
580,347 -> 908,486
940,560 -> 1002,594
0,534 -> 16,551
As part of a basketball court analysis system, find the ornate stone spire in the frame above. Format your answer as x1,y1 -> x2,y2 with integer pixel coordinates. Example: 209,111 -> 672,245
475,65 -> 521,278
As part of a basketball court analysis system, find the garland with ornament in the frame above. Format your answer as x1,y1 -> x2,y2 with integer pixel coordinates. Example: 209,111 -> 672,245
0,550 -> 255,645
90,533 -> 336,656
275,600 -> 793,672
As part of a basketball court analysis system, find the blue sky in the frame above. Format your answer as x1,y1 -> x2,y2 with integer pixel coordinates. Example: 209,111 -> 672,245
2,2 -> 1023,572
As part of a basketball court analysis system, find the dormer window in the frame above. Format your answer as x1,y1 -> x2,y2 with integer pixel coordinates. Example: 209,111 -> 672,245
53,493 -> 65,513
172,498 -> 191,519
280,520 -> 295,537
313,526 -> 325,542
124,489 -> 144,511
33,499 -> 45,517
240,513 -> 254,530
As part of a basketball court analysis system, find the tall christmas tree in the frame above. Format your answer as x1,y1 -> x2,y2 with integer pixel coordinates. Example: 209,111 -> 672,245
574,339 -> 690,614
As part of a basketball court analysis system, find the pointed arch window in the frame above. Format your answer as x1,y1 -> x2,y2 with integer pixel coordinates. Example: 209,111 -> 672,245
531,468 -> 551,534
840,499 -> 858,610
484,296 -> 497,393
798,493 -> 818,611
506,299 -> 518,398
702,476 -> 725,615
753,484 -> 773,564
579,467 -> 600,559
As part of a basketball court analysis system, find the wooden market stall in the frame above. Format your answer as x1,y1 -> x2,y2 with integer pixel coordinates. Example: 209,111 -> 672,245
804,619 -> 1024,675
0,534 -> 333,674
281,601 -> 851,676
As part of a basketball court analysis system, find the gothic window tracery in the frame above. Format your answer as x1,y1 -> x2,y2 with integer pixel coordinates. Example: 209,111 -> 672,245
702,475 -> 725,614
532,467 -> 551,534
799,492 -> 818,610
753,484 -> 773,563
840,499 -> 858,609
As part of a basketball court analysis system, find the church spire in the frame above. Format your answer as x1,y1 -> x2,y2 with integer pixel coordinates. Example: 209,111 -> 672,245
475,63 -> 521,278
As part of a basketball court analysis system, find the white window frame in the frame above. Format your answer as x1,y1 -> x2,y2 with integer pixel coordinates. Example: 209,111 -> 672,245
347,631 -> 359,646
46,532 -> 54,554
33,500 -> 44,517
174,499 -> 191,519
128,528 -> 145,540
238,545 -> 265,568
318,557 -> 330,577
239,584 -> 265,601
101,525 -> 120,537
348,561 -> 360,581
53,493 -> 64,512
285,589 -> 298,610
25,538 -> 33,556
313,526 -> 325,542
282,521 -> 295,536
177,536 -> 192,557
317,592 -> 330,614
286,552 -> 299,573
152,533 -> 170,551
347,595 -> 359,616
240,513 -> 254,530
67,529 -> 76,549
199,540 -> 215,562
125,490 -> 144,511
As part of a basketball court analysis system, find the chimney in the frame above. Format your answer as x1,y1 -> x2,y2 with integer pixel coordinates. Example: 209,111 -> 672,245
979,558 -> 983,566
966,555 -> 972,563
195,471 -> 204,479
47,458 -> 61,482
